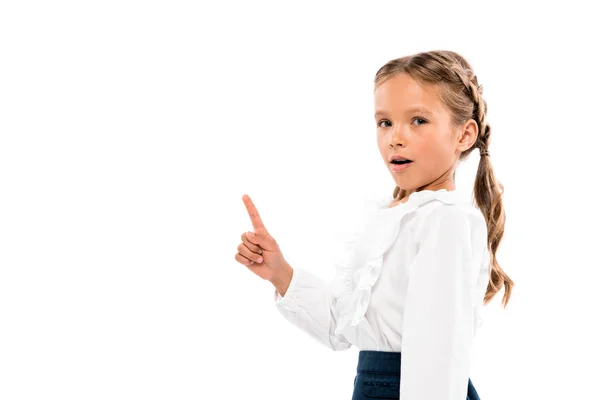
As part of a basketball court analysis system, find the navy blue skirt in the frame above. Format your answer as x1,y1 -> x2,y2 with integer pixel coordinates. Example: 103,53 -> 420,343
352,350 -> 481,399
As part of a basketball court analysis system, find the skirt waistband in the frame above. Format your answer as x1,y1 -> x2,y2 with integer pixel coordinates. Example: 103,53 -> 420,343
357,350 -> 402,375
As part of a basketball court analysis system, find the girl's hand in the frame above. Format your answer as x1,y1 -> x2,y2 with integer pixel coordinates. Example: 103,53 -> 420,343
235,194 -> 289,281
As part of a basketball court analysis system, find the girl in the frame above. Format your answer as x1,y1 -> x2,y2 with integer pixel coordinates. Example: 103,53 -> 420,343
236,50 -> 514,400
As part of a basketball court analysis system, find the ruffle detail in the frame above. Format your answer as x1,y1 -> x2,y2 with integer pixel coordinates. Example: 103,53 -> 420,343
332,189 -> 460,348
329,196 -> 383,299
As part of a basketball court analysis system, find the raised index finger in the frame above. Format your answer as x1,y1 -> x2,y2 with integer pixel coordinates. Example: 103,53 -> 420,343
242,194 -> 267,233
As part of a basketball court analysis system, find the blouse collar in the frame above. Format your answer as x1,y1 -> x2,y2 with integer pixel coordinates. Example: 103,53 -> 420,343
375,188 -> 461,212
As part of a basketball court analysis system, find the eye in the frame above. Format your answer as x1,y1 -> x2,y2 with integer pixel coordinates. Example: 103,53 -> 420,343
412,117 -> 428,126
377,120 -> 391,128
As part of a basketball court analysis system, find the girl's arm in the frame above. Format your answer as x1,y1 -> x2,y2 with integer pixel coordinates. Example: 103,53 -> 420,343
400,204 -> 488,400
272,266 -> 352,351
271,199 -> 375,352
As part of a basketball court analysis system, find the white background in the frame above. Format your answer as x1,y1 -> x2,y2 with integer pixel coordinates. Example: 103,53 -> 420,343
1,1 -> 598,399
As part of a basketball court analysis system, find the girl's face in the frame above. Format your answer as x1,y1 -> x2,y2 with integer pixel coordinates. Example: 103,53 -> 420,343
374,72 -> 477,200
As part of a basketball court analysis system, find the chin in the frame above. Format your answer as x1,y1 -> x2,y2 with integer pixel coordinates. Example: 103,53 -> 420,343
392,180 -> 411,191
392,179 -> 425,192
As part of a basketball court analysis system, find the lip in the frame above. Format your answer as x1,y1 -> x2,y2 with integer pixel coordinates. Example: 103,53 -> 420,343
390,161 -> 413,172
389,155 -> 411,162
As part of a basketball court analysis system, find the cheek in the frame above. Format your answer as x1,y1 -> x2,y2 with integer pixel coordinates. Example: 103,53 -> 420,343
419,144 -> 453,169
419,143 -> 446,159
378,139 -> 389,156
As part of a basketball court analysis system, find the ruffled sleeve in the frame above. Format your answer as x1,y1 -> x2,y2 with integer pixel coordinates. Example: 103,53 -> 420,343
399,204 -> 487,400
273,267 -> 352,351
272,198 -> 376,351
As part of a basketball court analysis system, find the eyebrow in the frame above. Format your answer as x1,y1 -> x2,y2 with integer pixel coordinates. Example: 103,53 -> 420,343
374,106 -> 434,118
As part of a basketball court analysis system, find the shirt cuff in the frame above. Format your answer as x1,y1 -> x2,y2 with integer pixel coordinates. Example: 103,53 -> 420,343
273,267 -> 299,305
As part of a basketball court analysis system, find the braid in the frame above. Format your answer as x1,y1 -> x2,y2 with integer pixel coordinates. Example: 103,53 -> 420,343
453,64 -> 512,307
450,63 -> 490,153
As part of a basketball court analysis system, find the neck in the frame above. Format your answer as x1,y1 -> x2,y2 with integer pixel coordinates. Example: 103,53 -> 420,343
398,180 -> 456,204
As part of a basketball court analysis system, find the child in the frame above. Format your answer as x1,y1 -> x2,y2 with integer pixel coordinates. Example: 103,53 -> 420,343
236,50 -> 514,400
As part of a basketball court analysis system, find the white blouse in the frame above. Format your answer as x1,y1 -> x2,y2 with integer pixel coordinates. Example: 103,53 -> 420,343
273,189 -> 491,400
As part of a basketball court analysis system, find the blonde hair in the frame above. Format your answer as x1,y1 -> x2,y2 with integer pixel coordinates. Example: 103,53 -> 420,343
375,50 -> 514,308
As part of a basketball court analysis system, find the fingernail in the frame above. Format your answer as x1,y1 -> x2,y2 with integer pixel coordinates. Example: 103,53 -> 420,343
258,249 -> 262,254
257,257 -> 263,263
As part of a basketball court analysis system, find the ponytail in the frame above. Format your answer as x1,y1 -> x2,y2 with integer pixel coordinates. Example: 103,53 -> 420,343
474,125 -> 514,308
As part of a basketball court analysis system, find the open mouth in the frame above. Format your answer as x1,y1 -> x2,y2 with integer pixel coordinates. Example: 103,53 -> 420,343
390,159 -> 412,165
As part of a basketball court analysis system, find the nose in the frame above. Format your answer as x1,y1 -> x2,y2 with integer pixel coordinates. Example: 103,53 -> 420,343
389,124 -> 407,148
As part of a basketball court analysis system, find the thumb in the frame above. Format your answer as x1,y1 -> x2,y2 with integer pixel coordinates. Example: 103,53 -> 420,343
246,230 -> 277,251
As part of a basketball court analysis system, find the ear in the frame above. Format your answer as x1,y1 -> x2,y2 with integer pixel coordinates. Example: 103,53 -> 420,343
456,118 -> 478,152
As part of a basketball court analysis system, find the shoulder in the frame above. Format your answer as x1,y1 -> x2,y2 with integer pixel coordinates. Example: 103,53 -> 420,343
428,201 -> 485,224
415,201 -> 487,241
